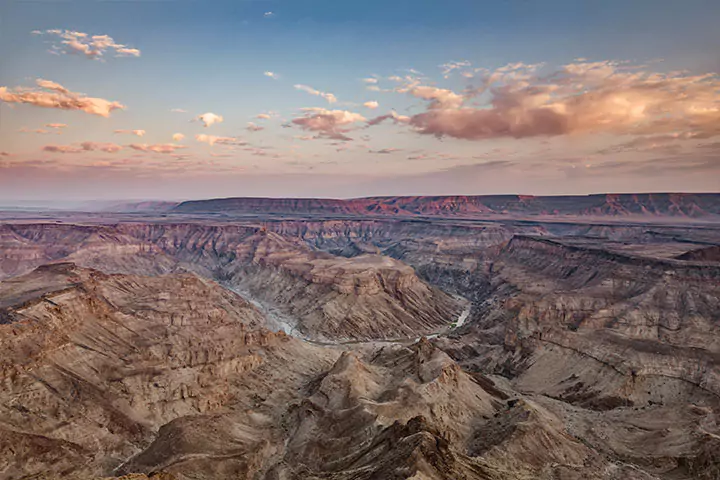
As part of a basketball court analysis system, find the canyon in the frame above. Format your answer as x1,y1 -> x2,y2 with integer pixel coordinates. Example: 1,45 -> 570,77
0,198 -> 719,479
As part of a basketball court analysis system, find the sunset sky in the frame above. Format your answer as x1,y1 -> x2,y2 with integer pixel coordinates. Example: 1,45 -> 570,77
1,0 -> 720,202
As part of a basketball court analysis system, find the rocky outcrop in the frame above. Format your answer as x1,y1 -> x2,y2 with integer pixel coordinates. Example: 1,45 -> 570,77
0,264 -> 335,478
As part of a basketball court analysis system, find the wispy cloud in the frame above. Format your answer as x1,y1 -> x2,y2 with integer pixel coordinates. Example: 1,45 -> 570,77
114,129 -> 146,137
43,145 -> 83,153
439,60 -> 471,78
195,134 -> 246,146
264,71 -> 280,80
33,29 -> 141,59
369,148 -> 402,154
43,141 -> 123,153
19,128 -> 51,134
366,111 -> 411,126
128,143 -> 187,154
294,84 -> 337,104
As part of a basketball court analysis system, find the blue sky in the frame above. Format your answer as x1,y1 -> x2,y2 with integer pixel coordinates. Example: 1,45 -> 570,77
1,0 -> 719,201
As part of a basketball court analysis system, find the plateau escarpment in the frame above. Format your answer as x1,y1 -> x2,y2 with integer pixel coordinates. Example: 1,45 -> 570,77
172,193 -> 720,219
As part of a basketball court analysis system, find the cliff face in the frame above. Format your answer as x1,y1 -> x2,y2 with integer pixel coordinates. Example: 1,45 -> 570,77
440,234 -> 720,409
172,193 -> 720,219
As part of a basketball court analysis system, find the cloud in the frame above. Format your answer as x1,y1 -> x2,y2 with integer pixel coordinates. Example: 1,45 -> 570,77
246,122 -> 264,132
197,112 -> 224,127
398,61 -> 720,141
408,85 -> 464,109
80,141 -> 123,153
18,128 -> 50,134
264,71 -> 279,80
43,141 -> 123,153
34,30 -> 141,59
172,133 -> 185,142
362,77 -> 379,84
36,79 -> 69,93
291,108 -> 366,139
46,123 -> 67,129
367,110 -> 411,126
264,11 -> 274,17
256,113 -> 272,120
294,84 -> 337,104
363,101 -> 379,109
369,148 -> 401,154
597,133 -> 701,155
128,143 -> 187,154
171,108 -> 187,113
439,60 -> 471,78
195,134 -> 245,146
114,129 -> 146,137
43,145 -> 83,153
324,132 -> 354,141
0,78 -> 125,117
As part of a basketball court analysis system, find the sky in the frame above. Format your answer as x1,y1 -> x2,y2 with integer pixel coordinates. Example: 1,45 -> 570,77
1,0 -> 719,202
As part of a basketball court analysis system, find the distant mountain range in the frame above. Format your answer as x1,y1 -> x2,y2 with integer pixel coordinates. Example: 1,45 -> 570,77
164,193 -> 720,219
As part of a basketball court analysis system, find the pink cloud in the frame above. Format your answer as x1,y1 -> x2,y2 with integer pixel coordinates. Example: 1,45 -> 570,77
34,30 -> 141,59
366,111 -> 411,126
391,61 -> 720,141
43,145 -> 83,153
408,85 -> 464,109
0,79 -> 125,117
114,129 -> 146,137
43,142 -> 123,153
81,141 -> 123,153
195,134 -> 246,146
18,128 -> 51,134
128,143 -> 187,154
291,108 -> 366,138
